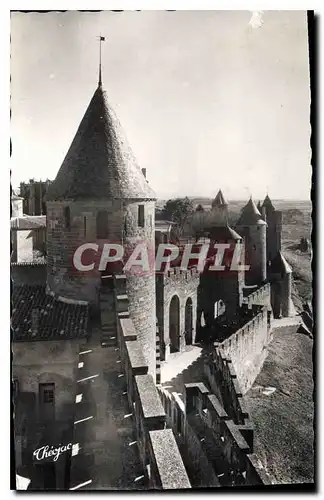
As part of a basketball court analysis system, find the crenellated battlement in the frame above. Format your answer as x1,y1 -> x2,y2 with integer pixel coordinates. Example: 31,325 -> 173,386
156,266 -> 200,283
215,306 -> 270,394
99,274 -> 191,490
157,379 -> 271,487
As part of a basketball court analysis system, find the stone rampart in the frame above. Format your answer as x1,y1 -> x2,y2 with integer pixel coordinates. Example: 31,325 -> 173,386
216,306 -> 270,394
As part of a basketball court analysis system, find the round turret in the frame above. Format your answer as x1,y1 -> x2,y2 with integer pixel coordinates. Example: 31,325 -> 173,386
46,82 -> 157,376
236,198 -> 267,285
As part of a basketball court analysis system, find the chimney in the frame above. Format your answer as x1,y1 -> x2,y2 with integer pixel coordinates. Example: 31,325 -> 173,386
141,168 -> 146,179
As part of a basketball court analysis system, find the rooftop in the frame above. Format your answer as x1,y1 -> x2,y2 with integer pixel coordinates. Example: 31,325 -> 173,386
236,198 -> 266,226
211,189 -> 227,208
12,285 -> 89,342
45,84 -> 156,202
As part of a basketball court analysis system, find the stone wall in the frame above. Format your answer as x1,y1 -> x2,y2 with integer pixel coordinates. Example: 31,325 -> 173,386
12,339 -> 84,422
46,200 -> 124,306
242,282 -> 271,310
158,382 -> 271,487
14,230 -> 34,263
156,268 -> 199,360
204,348 -> 252,432
12,339 -> 85,489
216,306 -> 270,394
112,274 -> 191,490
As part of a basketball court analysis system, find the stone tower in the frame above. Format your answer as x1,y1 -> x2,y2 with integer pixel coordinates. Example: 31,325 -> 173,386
262,194 -> 282,263
45,77 -> 157,376
211,189 -> 228,225
270,251 -> 293,318
236,198 -> 267,285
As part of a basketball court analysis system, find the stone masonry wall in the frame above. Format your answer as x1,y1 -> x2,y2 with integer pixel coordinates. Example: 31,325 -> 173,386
242,282 -> 271,310
12,339 -> 85,423
158,382 -> 271,486
156,268 -> 199,360
46,200 -> 124,306
112,274 -> 191,489
217,306 -> 270,394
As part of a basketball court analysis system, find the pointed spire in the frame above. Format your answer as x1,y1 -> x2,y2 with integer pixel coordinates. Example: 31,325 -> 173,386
45,85 -> 156,201
237,197 -> 266,226
262,193 -> 275,214
98,35 -> 105,87
211,189 -> 227,208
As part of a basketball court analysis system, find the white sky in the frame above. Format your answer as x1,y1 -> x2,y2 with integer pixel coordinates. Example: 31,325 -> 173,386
10,10 -> 311,200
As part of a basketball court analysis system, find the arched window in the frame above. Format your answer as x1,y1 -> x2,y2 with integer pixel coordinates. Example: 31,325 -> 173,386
184,297 -> 193,345
96,211 -> 109,239
64,206 -> 70,230
169,295 -> 180,353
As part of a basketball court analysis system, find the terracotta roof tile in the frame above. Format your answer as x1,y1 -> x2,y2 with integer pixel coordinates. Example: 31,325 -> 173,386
12,285 -> 89,342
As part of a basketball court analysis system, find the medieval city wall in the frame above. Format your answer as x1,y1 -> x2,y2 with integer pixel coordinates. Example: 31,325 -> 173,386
157,382 -> 271,487
216,306 -> 270,394
73,274 -> 190,490
242,282 -> 271,310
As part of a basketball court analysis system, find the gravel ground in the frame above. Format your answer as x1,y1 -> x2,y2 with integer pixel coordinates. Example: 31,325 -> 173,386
245,325 -> 314,484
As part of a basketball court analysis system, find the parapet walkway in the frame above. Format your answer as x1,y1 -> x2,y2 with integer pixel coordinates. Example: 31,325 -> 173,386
70,330 -> 147,490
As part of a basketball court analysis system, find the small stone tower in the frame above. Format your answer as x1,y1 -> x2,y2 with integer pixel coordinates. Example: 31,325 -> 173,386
236,198 -> 267,285
211,189 -> 228,225
269,251 -> 293,318
45,76 -> 157,376
262,194 -> 282,263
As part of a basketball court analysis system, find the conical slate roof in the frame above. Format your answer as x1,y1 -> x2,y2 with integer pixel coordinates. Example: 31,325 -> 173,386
257,200 -> 262,211
262,194 -> 275,214
208,224 -> 242,241
211,189 -> 227,208
271,251 -> 292,275
46,84 -> 156,201
237,198 -> 266,226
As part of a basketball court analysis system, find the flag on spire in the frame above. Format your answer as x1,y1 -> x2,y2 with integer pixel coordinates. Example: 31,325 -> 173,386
100,36 -> 105,41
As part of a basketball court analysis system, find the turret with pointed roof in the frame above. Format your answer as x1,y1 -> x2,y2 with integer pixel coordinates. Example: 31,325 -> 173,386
210,189 -> 228,225
46,74 -> 157,377
236,197 -> 267,284
261,194 -> 282,262
236,197 -> 266,226
211,189 -> 227,209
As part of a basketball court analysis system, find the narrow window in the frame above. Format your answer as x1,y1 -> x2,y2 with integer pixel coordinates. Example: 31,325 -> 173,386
64,206 -> 70,230
39,383 -> 55,420
96,211 -> 109,239
83,216 -> 87,237
138,205 -> 145,228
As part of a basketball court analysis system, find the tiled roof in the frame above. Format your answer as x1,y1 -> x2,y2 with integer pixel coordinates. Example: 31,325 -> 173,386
211,189 -> 227,208
45,84 -> 156,202
11,285 -> 89,342
11,216 -> 46,230
236,198 -> 266,226
206,224 -> 242,241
